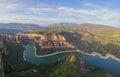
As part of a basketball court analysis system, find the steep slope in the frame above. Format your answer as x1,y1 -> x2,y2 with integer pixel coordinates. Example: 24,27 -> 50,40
2,42 -> 35,77
59,24 -> 120,58
20,33 -> 75,55
0,51 -> 4,77
7,54 -> 117,77
50,55 -> 116,77
26,23 -> 120,59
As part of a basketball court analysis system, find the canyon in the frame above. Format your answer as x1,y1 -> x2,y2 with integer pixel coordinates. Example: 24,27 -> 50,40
0,33 -> 75,55
1,23 -> 120,77
21,33 -> 74,49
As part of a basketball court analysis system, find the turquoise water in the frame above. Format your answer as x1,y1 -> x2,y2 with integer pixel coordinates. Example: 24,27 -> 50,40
79,54 -> 120,75
25,43 -> 120,75
25,43 -> 72,64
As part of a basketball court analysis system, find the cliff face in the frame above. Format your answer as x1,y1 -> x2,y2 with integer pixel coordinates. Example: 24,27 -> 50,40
0,33 -> 75,55
20,33 -> 75,49
0,34 -> 20,43
0,33 -> 74,49
0,52 -> 4,77
0,42 -> 4,77
39,34 -> 74,49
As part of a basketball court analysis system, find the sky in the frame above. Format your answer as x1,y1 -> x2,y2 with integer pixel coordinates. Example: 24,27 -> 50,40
0,0 -> 120,27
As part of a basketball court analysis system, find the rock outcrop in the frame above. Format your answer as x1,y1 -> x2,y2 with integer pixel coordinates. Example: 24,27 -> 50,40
0,42 -> 4,77
20,33 -> 75,49
0,33 -> 75,55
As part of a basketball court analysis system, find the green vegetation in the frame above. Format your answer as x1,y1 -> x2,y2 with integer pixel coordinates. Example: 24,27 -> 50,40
2,24 -> 120,77
6,54 -> 117,77
9,60 -> 63,77
4,42 -> 24,60
2,41 -> 116,77
2,42 -> 35,77
49,55 -> 116,77
60,31 -> 120,58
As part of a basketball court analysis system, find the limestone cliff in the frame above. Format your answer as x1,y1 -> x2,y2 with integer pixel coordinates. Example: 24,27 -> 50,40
0,42 -> 4,77
20,33 -> 75,49
0,33 -> 75,55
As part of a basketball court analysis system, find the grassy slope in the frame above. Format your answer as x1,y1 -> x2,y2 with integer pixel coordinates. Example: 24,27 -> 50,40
60,25 -> 120,58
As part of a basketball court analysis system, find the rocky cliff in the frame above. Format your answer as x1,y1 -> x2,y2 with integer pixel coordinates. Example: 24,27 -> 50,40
0,42 -> 4,77
20,33 -> 75,49
0,33 -> 75,55
0,52 -> 4,77
20,33 -> 75,55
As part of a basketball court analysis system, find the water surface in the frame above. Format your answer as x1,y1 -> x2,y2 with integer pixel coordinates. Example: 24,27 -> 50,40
24,43 -> 120,75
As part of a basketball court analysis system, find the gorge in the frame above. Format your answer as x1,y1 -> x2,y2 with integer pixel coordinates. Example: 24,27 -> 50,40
1,23 -> 120,77
24,42 -> 120,75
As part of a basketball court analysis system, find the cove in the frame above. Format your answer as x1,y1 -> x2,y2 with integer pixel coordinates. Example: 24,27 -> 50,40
24,43 -> 120,75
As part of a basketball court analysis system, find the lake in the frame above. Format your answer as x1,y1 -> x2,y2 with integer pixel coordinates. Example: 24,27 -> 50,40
24,43 -> 120,75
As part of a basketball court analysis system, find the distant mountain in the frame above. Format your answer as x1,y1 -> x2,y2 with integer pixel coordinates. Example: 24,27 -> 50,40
0,29 -> 22,34
78,23 -> 116,29
0,23 -> 41,30
48,22 -> 78,28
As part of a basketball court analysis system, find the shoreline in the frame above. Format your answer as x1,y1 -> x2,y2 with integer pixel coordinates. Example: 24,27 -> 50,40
23,43 -> 120,62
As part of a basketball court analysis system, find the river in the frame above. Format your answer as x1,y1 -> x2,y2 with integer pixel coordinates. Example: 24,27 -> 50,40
24,42 -> 120,75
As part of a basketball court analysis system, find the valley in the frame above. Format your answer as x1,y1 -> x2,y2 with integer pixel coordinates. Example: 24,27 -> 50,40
0,23 -> 120,77
0,0 -> 119,77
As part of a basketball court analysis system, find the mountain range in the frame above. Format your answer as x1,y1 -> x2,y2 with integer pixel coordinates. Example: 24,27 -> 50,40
0,23 -> 41,30
48,22 -> 78,28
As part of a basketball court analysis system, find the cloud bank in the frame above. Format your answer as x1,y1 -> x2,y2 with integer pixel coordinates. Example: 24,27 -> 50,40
0,0 -> 120,27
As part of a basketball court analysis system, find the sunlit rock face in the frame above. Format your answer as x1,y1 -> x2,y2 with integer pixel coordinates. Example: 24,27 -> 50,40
0,42 -> 3,49
0,33 -> 75,52
39,34 -> 74,49
20,33 -> 74,49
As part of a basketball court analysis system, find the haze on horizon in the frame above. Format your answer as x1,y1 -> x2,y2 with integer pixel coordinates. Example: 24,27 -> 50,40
0,0 -> 120,27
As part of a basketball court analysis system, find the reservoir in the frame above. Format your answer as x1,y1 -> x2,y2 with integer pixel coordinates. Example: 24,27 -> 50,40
24,43 -> 120,75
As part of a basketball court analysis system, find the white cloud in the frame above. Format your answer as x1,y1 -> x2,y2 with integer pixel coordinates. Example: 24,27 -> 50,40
30,6 -> 120,26
0,2 -> 19,12
0,1 -> 120,27
0,14 -> 72,25
30,7 -> 55,13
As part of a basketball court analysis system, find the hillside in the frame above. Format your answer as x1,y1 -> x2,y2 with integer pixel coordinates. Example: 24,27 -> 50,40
6,54 -> 117,77
60,24 -> 120,58
49,55 -> 116,77
20,33 -> 75,55
1,31 -> 119,77
26,23 -> 120,59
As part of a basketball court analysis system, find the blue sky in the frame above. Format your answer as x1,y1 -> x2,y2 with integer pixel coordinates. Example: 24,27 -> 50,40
0,0 -> 120,27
